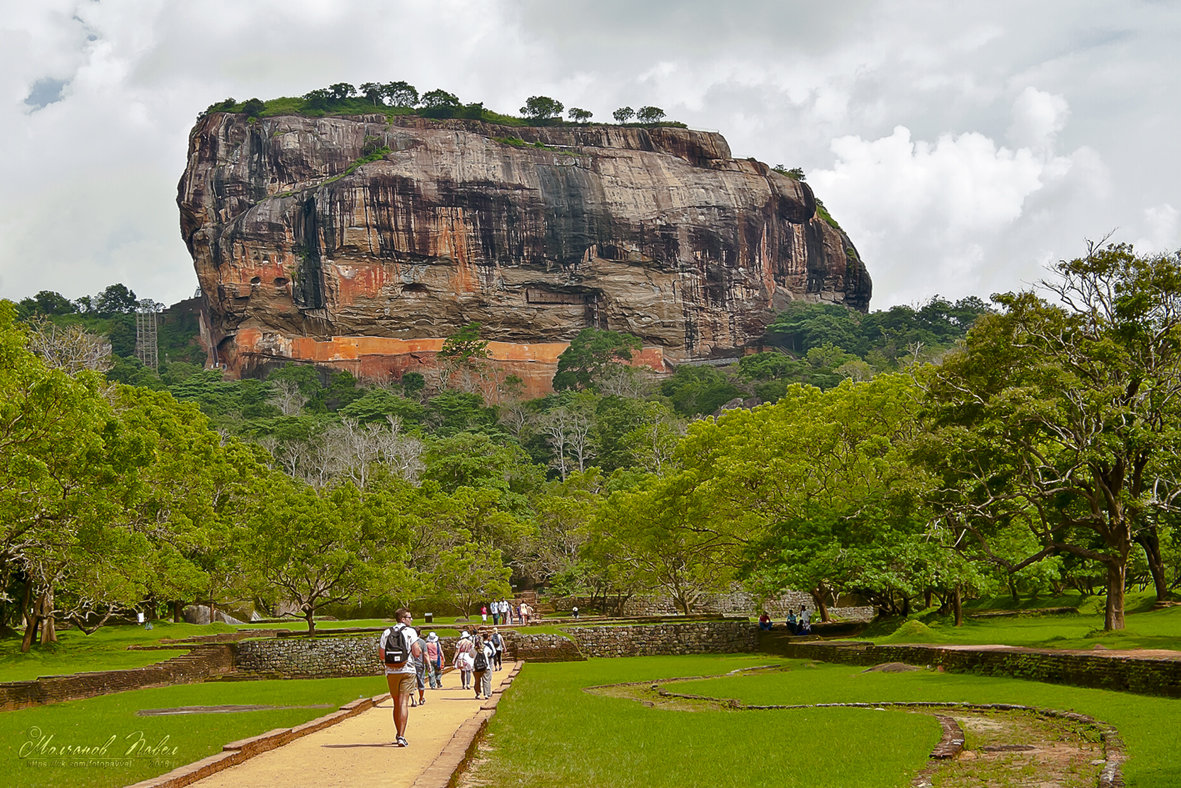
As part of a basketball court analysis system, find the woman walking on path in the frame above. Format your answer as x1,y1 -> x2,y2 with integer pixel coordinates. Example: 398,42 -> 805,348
425,632 -> 443,689
454,634 -> 474,690
471,634 -> 495,699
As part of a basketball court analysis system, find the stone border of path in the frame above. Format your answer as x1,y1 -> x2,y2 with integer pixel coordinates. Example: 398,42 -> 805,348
127,662 -> 523,788
411,662 -> 522,788
125,693 -> 386,788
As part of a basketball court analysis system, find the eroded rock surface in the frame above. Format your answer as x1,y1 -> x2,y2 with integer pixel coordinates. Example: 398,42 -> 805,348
179,113 -> 871,389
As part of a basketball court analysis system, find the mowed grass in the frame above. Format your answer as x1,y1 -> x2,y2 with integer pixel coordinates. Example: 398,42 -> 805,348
671,660 -> 1181,787
0,676 -> 381,788
0,622 -> 243,683
867,596 -> 1181,652
472,655 -> 940,788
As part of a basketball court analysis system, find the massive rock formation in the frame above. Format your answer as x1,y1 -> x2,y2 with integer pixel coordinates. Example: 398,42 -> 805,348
179,113 -> 870,394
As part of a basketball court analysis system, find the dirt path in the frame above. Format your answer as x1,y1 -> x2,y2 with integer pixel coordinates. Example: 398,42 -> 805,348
188,663 -> 517,788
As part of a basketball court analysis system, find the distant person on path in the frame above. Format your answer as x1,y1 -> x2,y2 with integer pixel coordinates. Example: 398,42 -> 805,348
379,608 -> 421,748
455,635 -> 475,690
799,606 -> 812,634
472,634 -> 494,699
425,632 -> 444,689
491,601 -> 500,626
758,612 -> 773,631
490,627 -> 504,670
481,604 -> 488,623
519,600 -> 528,625
572,605 -> 579,619
411,631 -> 428,706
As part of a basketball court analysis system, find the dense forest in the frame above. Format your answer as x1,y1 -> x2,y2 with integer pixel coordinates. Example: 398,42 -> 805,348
6,244 -> 1180,646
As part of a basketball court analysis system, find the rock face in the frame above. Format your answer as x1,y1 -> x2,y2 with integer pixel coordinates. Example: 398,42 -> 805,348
179,113 -> 870,392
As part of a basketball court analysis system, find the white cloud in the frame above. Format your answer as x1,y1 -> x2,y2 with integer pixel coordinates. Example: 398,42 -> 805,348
0,1 -> 1178,312
1007,86 -> 1070,152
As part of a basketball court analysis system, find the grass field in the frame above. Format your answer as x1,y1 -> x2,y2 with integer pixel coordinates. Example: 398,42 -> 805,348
474,655 -> 1181,788
1,676 -> 381,788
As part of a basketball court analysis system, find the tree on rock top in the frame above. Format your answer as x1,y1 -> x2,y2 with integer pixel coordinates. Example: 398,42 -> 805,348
521,95 -> 564,121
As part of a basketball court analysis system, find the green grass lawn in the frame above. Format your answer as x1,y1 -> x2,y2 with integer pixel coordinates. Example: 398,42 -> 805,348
0,622 -> 244,683
472,655 -> 940,788
0,676 -> 381,788
477,655 -> 1181,787
867,595 -> 1181,651
669,659 -> 1181,787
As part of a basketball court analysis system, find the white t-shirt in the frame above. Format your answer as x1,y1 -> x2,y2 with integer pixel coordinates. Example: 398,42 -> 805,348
381,625 -> 418,675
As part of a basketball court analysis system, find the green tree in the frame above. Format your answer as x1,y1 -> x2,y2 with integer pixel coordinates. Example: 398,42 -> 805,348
553,327 -> 641,391
94,283 -> 138,314
636,106 -> 666,123
567,107 -> 592,122
659,365 -> 743,416
245,480 -> 398,634
919,243 -> 1181,629
359,82 -> 384,105
430,542 -> 512,618
612,106 -> 635,123
383,81 -> 418,107
327,82 -> 356,101
671,375 -> 934,620
17,290 -> 76,317
242,98 -> 265,118
520,95 -> 564,121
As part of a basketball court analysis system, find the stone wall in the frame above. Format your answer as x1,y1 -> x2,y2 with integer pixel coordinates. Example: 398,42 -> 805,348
0,645 -> 234,711
551,592 -> 874,622
234,631 -> 531,678
780,641 -> 1181,698
567,621 -> 758,658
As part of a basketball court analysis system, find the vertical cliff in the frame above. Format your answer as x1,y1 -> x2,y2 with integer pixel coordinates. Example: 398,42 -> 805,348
179,113 -> 870,391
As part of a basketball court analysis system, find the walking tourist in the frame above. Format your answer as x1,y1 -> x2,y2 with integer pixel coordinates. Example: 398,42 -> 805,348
425,632 -> 443,689
472,634 -> 494,699
490,627 -> 504,670
379,608 -> 421,748
455,635 -> 474,690
411,631 -> 428,706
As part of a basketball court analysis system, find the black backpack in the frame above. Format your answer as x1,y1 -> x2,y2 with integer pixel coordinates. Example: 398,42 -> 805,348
473,646 -> 488,671
382,624 -> 409,666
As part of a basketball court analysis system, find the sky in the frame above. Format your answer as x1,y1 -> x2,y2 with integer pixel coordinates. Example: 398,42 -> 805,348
1,0 -> 1178,311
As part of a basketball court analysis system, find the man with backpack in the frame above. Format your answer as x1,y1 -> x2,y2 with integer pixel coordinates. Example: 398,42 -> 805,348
489,627 -> 504,670
471,634 -> 495,699
379,608 -> 421,748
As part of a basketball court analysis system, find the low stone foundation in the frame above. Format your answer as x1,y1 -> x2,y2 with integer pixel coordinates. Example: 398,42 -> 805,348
0,645 -> 235,711
779,640 -> 1181,698
567,621 -> 758,658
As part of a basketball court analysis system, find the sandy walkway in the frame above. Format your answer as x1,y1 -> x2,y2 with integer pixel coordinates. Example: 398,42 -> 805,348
188,663 -> 517,788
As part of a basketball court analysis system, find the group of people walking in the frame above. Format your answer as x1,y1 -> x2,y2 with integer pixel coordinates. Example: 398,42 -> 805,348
453,627 -> 506,699
481,598 -> 534,625
379,609 -> 509,748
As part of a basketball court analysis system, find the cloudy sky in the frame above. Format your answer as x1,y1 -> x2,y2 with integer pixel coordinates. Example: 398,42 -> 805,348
2,0 -> 1178,310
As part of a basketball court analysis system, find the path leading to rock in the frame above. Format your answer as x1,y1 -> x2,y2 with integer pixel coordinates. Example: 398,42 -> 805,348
187,663 -> 518,788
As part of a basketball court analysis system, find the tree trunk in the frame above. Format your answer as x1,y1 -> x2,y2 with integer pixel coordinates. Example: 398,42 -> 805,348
304,608 -> 316,636
953,584 -> 964,627
172,600 -> 183,623
37,590 -> 57,645
1136,530 -> 1168,603
810,589 -> 830,623
19,581 -> 34,652
1104,561 -> 1127,631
